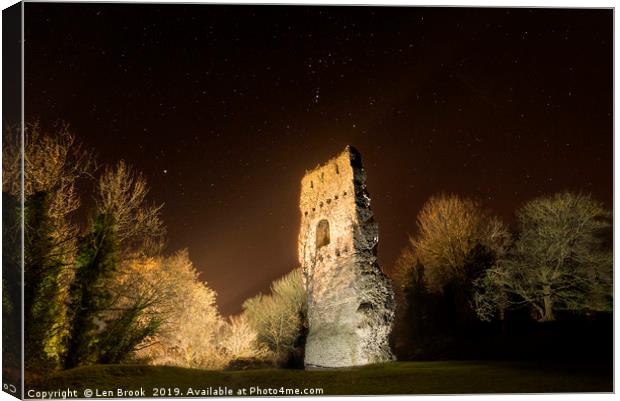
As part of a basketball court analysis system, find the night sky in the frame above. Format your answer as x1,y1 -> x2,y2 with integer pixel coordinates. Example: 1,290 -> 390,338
24,4 -> 612,315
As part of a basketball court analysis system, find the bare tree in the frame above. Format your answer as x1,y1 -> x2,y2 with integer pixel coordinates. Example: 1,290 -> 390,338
475,192 -> 612,322
3,122 -> 95,259
221,315 -> 268,361
410,194 -> 510,293
95,160 -> 165,256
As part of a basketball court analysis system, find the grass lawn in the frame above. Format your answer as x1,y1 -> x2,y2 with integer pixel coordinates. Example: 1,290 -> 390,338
29,360 -> 612,397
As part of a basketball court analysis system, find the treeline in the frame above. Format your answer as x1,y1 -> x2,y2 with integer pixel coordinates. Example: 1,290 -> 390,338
2,123 -> 301,374
1,123 -> 311,374
241,191 -> 613,365
392,193 -> 613,360
2,123 -> 612,373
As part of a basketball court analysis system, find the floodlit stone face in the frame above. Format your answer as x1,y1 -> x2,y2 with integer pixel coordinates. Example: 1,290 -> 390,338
298,146 -> 395,368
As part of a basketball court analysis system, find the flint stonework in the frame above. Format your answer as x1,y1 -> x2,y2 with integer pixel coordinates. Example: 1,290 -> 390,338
298,146 -> 395,368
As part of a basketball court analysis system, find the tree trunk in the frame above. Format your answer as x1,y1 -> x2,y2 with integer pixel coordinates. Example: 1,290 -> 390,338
498,307 -> 506,334
540,285 -> 555,322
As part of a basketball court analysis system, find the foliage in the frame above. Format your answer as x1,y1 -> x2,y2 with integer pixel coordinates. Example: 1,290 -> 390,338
61,161 -> 171,367
96,305 -> 162,365
3,123 -> 96,368
474,192 -> 612,322
84,160 -> 171,364
2,193 -> 22,375
64,214 -> 119,369
393,194 -> 509,358
242,269 -> 306,365
24,192 -> 69,369
133,251 -> 227,369
8,124 -> 233,372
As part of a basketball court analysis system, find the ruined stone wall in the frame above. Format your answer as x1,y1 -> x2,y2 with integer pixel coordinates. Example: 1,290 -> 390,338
298,146 -> 395,368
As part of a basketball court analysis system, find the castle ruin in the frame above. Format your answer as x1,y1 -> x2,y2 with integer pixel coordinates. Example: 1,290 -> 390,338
298,145 -> 395,368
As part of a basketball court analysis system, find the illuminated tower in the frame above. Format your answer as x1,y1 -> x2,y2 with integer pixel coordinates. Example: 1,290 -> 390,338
298,146 -> 394,368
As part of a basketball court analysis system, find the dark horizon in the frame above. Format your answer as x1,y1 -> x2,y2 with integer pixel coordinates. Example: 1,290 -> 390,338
24,4 -> 612,315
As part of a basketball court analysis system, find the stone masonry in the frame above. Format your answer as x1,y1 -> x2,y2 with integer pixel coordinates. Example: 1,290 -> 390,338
298,145 -> 395,368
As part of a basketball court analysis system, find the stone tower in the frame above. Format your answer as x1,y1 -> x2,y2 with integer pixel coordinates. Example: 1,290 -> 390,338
298,146 -> 395,368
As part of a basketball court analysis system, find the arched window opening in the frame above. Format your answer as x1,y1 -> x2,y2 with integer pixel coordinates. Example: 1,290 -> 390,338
315,219 -> 330,249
